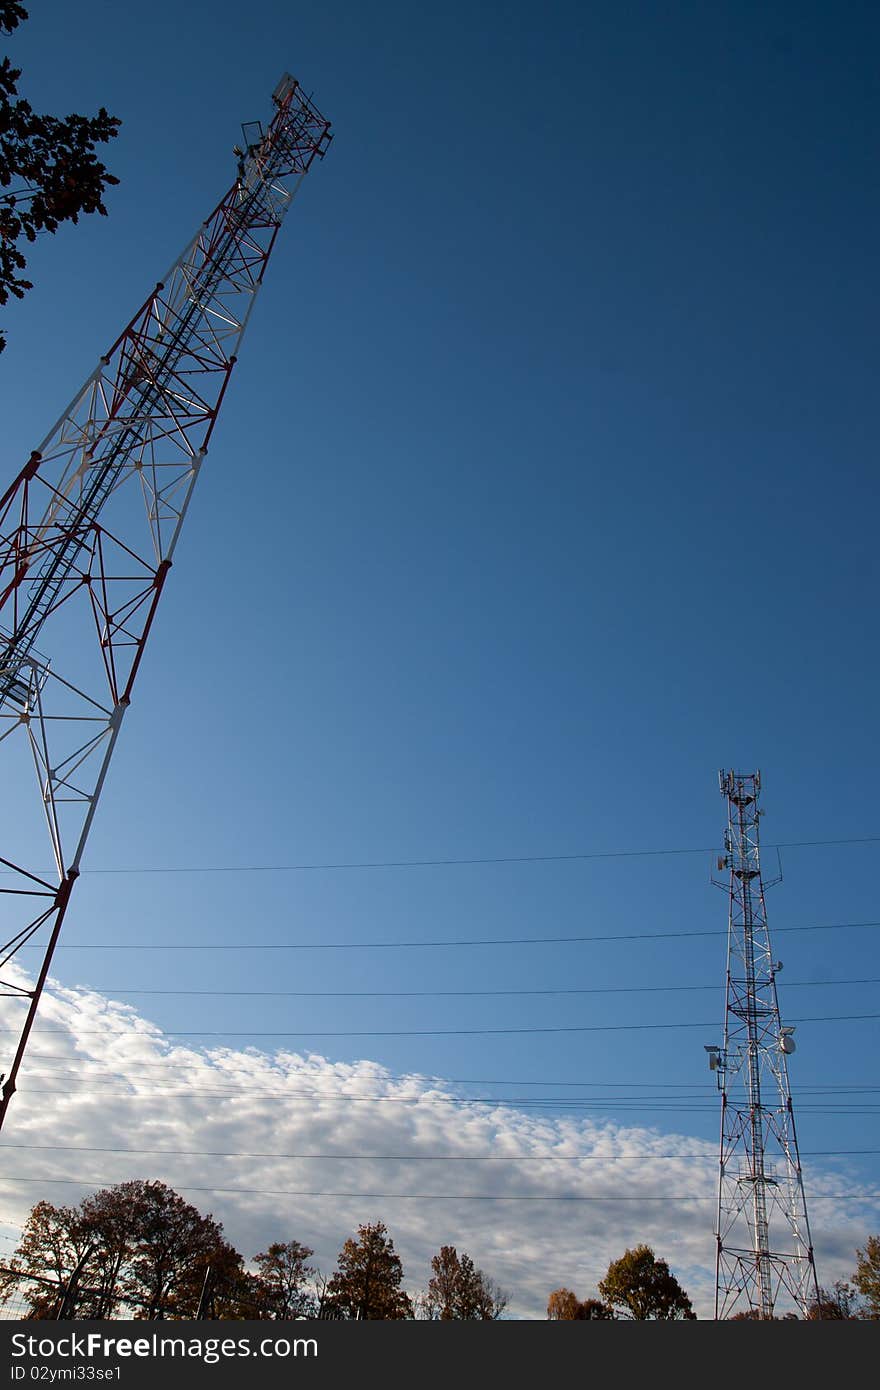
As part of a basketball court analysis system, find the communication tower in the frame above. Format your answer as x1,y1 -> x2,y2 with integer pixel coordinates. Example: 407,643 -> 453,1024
0,74 -> 331,1131
707,770 -> 819,1318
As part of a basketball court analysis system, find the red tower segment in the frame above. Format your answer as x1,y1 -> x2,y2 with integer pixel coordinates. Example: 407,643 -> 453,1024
0,74 -> 331,1130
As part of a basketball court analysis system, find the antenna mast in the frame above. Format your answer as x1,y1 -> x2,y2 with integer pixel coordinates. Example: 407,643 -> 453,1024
0,74 -> 331,1132
708,770 -> 819,1318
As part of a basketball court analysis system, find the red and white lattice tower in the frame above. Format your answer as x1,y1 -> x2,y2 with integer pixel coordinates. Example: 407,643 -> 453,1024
708,770 -> 819,1318
0,74 -> 331,1130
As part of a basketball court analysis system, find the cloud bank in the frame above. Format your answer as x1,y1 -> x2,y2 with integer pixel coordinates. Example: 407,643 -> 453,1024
0,969 -> 874,1318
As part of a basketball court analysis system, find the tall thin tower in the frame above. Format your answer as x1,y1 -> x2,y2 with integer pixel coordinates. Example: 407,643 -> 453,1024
0,74 -> 331,1132
708,770 -> 819,1318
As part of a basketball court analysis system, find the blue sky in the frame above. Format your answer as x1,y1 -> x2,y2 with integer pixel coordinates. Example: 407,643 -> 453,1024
0,0 -> 878,1315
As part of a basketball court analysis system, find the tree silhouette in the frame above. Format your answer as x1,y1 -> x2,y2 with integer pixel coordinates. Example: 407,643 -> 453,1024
547,1287 -> 614,1320
578,1297 -> 614,1319
598,1244 -> 696,1320
853,1235 -> 880,1318
423,1245 -> 507,1319
325,1222 -> 413,1320
805,1281 -> 860,1320
0,1181 -> 243,1319
547,1287 -> 580,1320
251,1240 -> 316,1319
1,2 -> 120,352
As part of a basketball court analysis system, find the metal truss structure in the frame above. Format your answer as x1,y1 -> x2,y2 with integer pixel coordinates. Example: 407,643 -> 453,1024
0,74 -> 331,1131
708,770 -> 819,1318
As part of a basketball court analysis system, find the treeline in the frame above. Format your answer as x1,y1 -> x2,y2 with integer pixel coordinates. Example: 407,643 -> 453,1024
1,1181 -> 878,1319
546,1238 -> 880,1321
548,1245 -> 695,1319
0,1180 -> 506,1320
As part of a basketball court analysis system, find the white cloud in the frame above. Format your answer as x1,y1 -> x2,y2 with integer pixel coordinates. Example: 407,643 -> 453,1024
0,967 -> 875,1318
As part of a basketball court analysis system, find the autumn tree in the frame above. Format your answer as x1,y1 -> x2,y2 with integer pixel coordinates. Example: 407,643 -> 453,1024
0,1181 -> 244,1320
169,1236 -> 257,1320
311,1268 -> 345,1321
806,1281 -> 860,1321
598,1245 -> 696,1321
547,1287 -> 580,1320
251,1240 -> 316,1319
422,1245 -> 507,1320
0,1 -> 120,353
325,1222 -> 413,1320
546,1287 -> 613,1319
578,1297 -> 614,1319
853,1235 -> 880,1319
114,1180 -> 231,1319
729,1309 -> 799,1320
79,1185 -> 145,1318
0,1200 -> 95,1318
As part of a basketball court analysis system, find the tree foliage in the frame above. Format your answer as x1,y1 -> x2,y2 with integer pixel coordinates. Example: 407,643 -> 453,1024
853,1234 -> 880,1319
0,1199 -> 99,1318
0,1 -> 120,352
805,1281 -> 861,1321
547,1287 -> 580,1320
325,1222 -> 413,1320
22,1180 -> 880,1322
251,1240 -> 316,1319
577,1297 -> 615,1319
547,1287 -> 614,1320
114,1180 -> 230,1319
598,1245 -> 696,1321
0,1181 -> 249,1319
729,1308 -> 799,1320
422,1245 -> 508,1320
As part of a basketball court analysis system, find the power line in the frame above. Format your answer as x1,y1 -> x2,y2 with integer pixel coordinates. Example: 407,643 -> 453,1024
17,1053 -> 880,1096
10,985 -> 721,1001
0,1080 -> 730,1105
18,1055 -> 880,1089
1,1055 -> 723,1083
8,1010 -> 879,1038
7,833 -> 875,875
18,977 -> 878,999
14,919 -> 880,951
0,1142 -> 875,1162
4,1092 -> 733,1109
16,1078 -> 880,1103
9,1082 -> 880,1115
0,1175 -> 875,1202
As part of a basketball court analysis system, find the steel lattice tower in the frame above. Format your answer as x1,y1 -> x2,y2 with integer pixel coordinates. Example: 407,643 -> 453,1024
708,770 -> 819,1318
0,74 -> 331,1131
